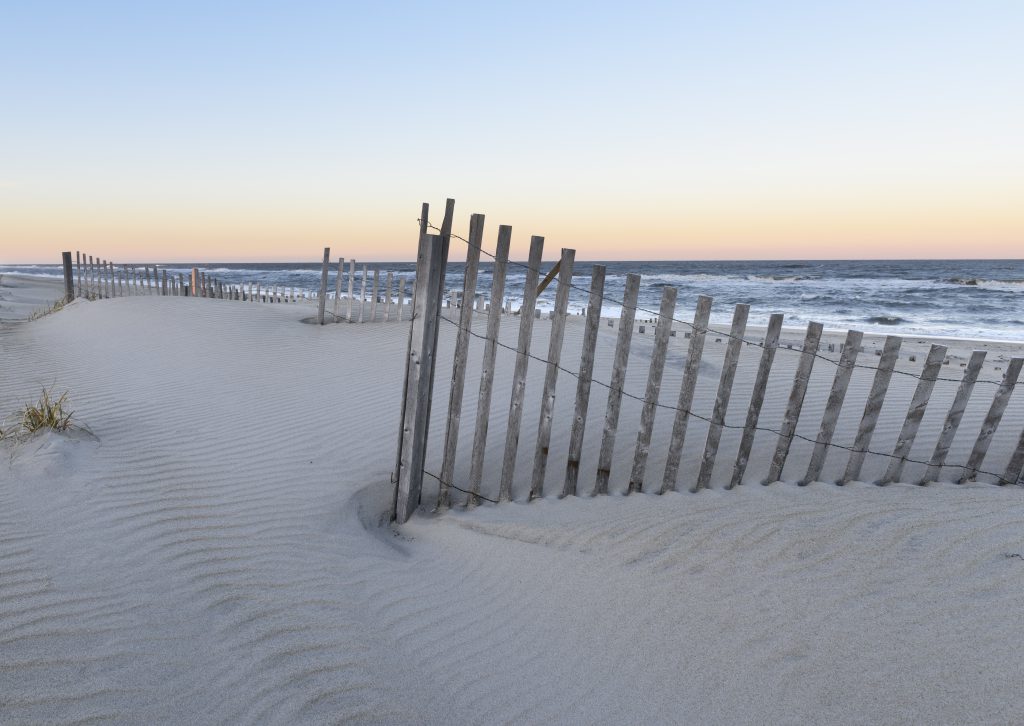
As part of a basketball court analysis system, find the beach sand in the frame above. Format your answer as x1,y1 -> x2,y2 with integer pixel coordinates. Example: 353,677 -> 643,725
2,273 -> 1024,724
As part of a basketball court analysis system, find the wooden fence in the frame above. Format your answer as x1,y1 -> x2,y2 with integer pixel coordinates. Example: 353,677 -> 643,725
392,200 -> 1024,524
60,248 -> 410,324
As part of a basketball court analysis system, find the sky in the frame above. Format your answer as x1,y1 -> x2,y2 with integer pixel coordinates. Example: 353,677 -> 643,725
1,0 -> 1022,263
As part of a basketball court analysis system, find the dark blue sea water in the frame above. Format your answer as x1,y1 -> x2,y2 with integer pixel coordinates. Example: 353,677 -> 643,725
4,259 -> 1023,341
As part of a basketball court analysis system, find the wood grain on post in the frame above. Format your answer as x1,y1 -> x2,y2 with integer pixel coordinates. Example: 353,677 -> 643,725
627,285 -> 678,494
394,233 -> 446,523
438,213 -> 485,509
563,265 -> 606,497
694,303 -> 750,491
594,274 -> 641,495
728,313 -> 784,489
842,335 -> 902,483
392,203 -> 430,499
418,198 -> 455,509
467,226 -> 511,505
922,350 -> 986,483
766,321 -> 824,483
802,329 -> 864,484
879,344 -> 948,484
498,236 -> 545,502
660,295 -> 714,493
960,357 -> 1023,482
529,248 -> 576,500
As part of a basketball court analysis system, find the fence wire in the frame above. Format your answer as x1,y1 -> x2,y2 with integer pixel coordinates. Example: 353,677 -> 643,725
418,219 -> 1021,389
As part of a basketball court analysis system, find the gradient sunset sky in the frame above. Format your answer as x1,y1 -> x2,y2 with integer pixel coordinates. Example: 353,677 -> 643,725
2,1 -> 1022,263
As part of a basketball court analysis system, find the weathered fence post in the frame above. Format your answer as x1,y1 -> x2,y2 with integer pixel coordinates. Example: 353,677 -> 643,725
879,344 -> 948,484
392,205 -> 431,504
728,313 -> 784,488
332,257 -> 345,321
397,277 -> 406,322
393,232 -> 447,524
75,251 -> 82,298
498,236 -> 545,502
922,350 -> 986,483
563,265 -> 606,497
1002,425 -> 1024,486
347,259 -> 356,321
61,252 -> 74,302
384,271 -> 394,321
358,265 -> 368,322
960,358 -> 1023,482
694,303 -> 750,491
317,246 -> 331,324
594,274 -> 641,495
529,247 -> 576,500
437,213 -> 485,509
841,335 -> 902,483
369,269 -> 380,322
627,285 -> 678,494
766,321 -> 824,483
467,225 -> 511,505
660,295 -> 713,493
802,329 -> 864,484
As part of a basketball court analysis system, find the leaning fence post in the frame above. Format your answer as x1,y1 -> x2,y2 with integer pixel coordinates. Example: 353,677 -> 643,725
694,303 -> 750,491
922,350 -> 986,483
529,247 -> 576,500
960,358 -> 1023,482
841,335 -> 902,483
466,226 -> 511,506
766,321 -> 824,483
660,295 -> 713,493
391,204 -> 431,503
728,313 -> 784,488
1002,424 -> 1024,486
563,265 -> 606,497
393,232 -> 447,524
802,329 -> 864,485
498,235 -> 545,502
317,246 -> 331,324
437,213 -> 485,509
594,274 -> 641,495
879,344 -> 948,484
627,285 -> 678,494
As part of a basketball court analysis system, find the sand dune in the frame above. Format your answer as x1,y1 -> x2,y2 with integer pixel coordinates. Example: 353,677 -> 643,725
2,275 -> 1023,724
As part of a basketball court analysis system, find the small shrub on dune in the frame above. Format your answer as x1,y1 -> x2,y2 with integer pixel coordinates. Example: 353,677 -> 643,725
19,387 -> 75,434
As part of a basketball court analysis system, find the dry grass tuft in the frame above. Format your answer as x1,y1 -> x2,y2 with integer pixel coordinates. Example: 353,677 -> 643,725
18,387 -> 75,434
28,298 -> 66,321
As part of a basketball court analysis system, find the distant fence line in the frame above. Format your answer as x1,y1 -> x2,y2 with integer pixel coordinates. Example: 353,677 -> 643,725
60,249 -> 411,324
391,199 -> 1024,524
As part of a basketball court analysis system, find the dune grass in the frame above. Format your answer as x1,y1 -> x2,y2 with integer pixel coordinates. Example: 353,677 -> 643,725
1,387 -> 77,441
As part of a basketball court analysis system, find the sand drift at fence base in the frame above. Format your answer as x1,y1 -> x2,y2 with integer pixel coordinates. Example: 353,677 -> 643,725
1,279 -> 1023,724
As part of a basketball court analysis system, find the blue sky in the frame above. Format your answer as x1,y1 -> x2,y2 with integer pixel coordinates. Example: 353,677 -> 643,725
2,1 -> 1022,261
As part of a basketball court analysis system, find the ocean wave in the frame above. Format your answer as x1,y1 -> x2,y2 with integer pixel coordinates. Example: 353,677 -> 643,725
865,315 -> 908,326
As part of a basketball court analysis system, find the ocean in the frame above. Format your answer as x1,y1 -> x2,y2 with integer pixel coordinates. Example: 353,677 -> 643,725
4,259 -> 1023,341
